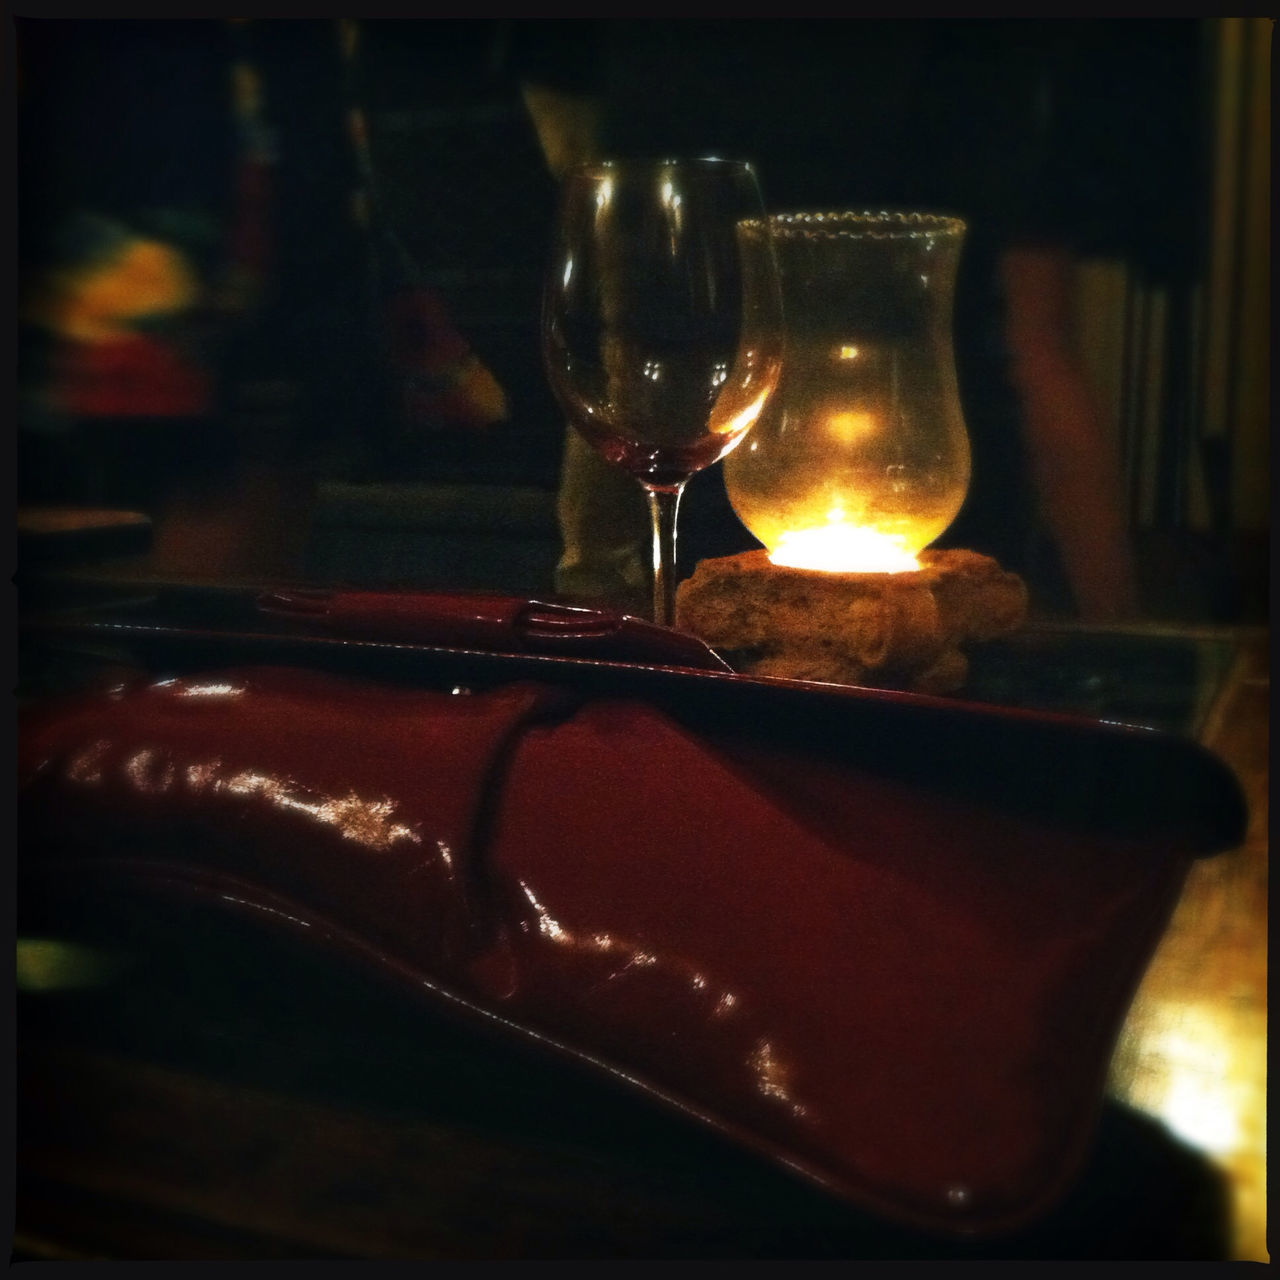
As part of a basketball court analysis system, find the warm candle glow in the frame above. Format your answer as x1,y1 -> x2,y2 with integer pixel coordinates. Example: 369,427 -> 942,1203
823,409 -> 880,446
769,517 -> 921,573
728,452 -> 966,573
722,211 -> 972,578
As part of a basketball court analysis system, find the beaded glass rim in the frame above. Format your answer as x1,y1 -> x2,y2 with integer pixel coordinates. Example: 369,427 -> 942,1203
570,156 -> 761,179
744,210 -> 966,240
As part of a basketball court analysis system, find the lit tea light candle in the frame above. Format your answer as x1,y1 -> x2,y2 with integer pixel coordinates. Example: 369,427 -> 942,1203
769,516 -> 921,574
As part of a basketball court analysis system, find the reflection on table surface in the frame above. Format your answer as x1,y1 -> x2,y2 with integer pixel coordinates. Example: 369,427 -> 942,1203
1104,632 -> 1268,1263
14,566 -> 1269,1260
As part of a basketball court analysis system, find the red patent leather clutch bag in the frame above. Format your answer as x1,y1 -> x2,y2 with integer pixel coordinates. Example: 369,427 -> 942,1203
17,591 -> 1247,1238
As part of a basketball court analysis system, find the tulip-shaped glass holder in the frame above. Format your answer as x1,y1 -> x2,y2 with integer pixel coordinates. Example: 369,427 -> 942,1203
723,211 -> 971,573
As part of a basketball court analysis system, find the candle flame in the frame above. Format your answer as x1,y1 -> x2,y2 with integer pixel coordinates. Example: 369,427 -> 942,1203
768,520 -> 921,573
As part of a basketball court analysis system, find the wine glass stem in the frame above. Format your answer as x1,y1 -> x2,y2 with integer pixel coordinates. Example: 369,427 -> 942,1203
644,481 -> 685,628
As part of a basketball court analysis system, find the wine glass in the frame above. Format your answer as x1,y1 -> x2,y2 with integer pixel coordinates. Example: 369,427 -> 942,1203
542,157 -> 783,627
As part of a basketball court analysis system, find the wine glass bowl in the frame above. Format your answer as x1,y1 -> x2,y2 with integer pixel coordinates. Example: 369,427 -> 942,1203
543,158 -> 782,625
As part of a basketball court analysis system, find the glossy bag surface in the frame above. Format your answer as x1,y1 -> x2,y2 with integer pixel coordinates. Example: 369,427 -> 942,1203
17,650 -> 1245,1237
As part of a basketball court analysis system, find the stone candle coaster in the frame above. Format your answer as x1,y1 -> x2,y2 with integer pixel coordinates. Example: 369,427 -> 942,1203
675,547 -> 1028,694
